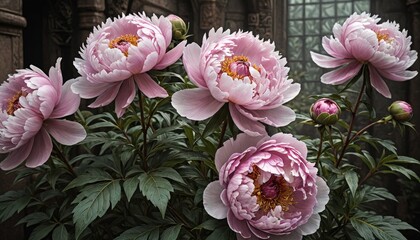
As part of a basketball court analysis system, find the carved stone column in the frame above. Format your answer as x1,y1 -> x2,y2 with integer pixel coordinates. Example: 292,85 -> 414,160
76,0 -> 105,49
0,2 -> 27,239
196,0 -> 228,43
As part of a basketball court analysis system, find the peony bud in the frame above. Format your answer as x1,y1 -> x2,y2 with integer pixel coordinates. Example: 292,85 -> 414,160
167,14 -> 188,40
310,98 -> 341,125
388,100 -> 413,122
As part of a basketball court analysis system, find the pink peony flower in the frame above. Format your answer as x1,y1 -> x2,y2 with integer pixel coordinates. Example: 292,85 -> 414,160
311,12 -> 417,98
310,98 -> 341,126
72,13 -> 187,117
203,133 -> 329,240
388,100 -> 413,122
0,58 -> 86,170
172,28 -> 300,136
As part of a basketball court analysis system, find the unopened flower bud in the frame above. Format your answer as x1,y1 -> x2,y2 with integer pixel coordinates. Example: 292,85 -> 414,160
167,14 -> 188,40
388,100 -> 413,122
310,98 -> 341,125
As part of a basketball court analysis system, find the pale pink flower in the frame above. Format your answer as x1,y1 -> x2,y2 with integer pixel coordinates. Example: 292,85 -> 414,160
72,13 -> 187,117
203,133 -> 329,240
311,12 -> 417,98
388,100 -> 413,122
0,59 -> 86,170
172,28 -> 300,136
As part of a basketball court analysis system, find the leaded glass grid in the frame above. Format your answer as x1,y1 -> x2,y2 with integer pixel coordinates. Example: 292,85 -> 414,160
286,0 -> 370,107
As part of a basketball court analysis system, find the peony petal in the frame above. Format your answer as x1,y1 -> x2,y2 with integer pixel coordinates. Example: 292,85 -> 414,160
203,181 -> 228,219
154,40 -> 187,70
37,85 -> 58,119
227,210 -> 253,238
114,78 -> 137,117
134,73 -> 168,99
71,77 -> 113,98
141,52 -> 159,72
50,79 -> 81,118
44,119 -> 86,145
0,139 -> 34,170
25,128 -> 53,168
321,61 -> 362,85
248,106 -> 296,127
271,133 -> 308,159
182,43 -> 207,88
171,88 -> 224,121
282,83 -> 301,104
296,213 -> 321,236
310,52 -> 352,68
215,133 -> 262,172
88,82 -> 122,108
369,65 -> 391,98
229,104 -> 266,136
313,177 -> 330,213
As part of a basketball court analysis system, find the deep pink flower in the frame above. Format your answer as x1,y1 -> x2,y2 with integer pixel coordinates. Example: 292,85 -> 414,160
172,28 -> 300,136
203,133 -> 329,240
310,98 -> 341,125
72,13 -> 187,117
0,59 -> 86,170
311,12 -> 417,98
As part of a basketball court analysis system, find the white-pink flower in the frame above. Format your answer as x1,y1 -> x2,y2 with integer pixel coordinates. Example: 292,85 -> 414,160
311,12 -> 417,98
0,58 -> 86,170
172,28 -> 300,136
72,13 -> 187,117
203,133 -> 329,240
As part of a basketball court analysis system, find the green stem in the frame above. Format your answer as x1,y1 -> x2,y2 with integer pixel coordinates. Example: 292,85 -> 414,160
139,93 -> 148,171
217,119 -> 228,149
348,120 -> 384,144
336,70 -> 367,167
316,128 -> 325,175
53,142 -> 76,177
327,126 -> 338,164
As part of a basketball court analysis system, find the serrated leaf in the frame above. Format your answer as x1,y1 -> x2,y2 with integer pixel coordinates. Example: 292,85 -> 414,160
115,225 -> 160,240
73,180 -> 121,239
64,169 -> 112,191
350,212 -> 416,240
161,225 -> 182,240
151,167 -> 185,184
29,223 -> 57,240
0,190 -> 31,222
345,171 -> 359,197
138,173 -> 173,218
123,177 -> 140,202
52,224 -> 69,240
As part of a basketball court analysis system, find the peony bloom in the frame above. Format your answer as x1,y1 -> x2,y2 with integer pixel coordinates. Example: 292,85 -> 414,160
388,100 -> 413,122
72,13 -> 187,117
0,59 -> 86,170
203,133 -> 329,240
310,98 -> 341,126
311,12 -> 417,98
172,28 -> 300,136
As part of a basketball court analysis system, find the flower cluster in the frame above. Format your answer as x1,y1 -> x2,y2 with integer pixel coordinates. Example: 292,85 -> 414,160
0,11 -> 418,240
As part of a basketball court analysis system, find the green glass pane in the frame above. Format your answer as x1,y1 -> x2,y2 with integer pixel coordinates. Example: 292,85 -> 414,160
321,3 -> 335,17
354,1 -> 370,13
321,0 -> 335,2
288,37 -> 303,61
305,36 -> 321,60
322,18 -> 336,34
289,0 -> 303,4
289,5 -> 303,19
304,62 -> 323,81
305,20 -> 320,35
288,20 -> 304,36
289,62 -> 304,80
305,0 -> 320,3
337,2 -> 353,16
305,4 -> 320,18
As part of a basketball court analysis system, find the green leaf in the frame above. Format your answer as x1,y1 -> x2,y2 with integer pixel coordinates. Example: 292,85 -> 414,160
383,164 -> 420,181
72,180 -> 121,239
17,212 -> 50,227
193,219 -> 221,231
360,186 -> 397,203
387,156 -> 420,165
52,224 -> 69,240
29,223 -> 57,240
64,169 -> 112,191
123,177 -> 140,202
138,172 -> 173,218
202,105 -> 228,138
151,167 -> 185,184
345,171 -> 359,197
350,212 -> 417,240
205,224 -> 235,240
0,190 -> 31,222
161,225 -> 182,240
115,225 -> 160,240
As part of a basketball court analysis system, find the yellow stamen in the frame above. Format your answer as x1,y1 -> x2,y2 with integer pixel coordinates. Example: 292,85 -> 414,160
248,165 -> 295,213
220,55 -> 250,79
108,34 -> 140,56
7,91 -> 26,115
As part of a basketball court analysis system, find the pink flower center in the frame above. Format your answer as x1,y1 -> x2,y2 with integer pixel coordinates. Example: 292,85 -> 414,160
220,55 -> 259,80
376,31 -> 392,43
6,90 -> 27,115
248,165 -> 295,213
109,34 -> 140,56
